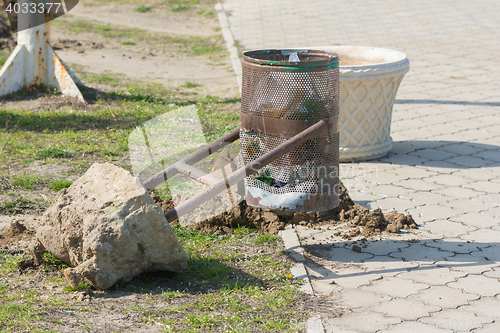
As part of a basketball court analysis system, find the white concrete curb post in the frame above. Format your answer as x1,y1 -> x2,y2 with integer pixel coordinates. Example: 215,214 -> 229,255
0,0 -> 84,101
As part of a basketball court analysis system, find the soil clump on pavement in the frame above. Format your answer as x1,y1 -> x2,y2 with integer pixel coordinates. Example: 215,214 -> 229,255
152,180 -> 418,237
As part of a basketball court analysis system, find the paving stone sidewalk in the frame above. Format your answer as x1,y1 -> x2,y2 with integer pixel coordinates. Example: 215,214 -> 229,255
220,0 -> 500,332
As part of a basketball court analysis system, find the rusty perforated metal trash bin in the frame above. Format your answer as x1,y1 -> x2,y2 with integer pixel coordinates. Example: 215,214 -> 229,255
240,49 -> 340,212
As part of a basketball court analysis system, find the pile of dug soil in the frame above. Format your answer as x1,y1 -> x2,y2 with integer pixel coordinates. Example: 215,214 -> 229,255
151,180 -> 417,237
0,221 -> 34,250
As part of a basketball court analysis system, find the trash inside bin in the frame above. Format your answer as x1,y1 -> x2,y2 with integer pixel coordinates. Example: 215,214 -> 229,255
241,49 -> 340,212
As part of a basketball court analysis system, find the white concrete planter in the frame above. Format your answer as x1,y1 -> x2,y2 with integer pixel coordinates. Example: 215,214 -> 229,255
311,46 -> 410,161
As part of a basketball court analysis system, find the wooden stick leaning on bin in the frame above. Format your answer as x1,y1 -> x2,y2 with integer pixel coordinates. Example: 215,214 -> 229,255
164,119 -> 328,224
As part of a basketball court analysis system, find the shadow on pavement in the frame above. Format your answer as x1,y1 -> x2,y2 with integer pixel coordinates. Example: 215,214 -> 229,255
396,99 -> 500,107
300,238 -> 500,287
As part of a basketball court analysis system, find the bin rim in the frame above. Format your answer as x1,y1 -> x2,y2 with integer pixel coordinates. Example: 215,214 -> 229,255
242,49 -> 339,71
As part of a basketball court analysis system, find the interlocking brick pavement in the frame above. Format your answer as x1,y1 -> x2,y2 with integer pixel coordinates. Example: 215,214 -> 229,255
435,255 -> 498,276
419,309 -> 493,331
340,289 -> 391,309
220,0 -> 500,330
360,276 -> 429,298
439,199 -> 496,213
409,285 -> 479,309
418,220 -> 476,238
461,297 -> 500,322
389,244 -> 453,265
450,213 -> 500,229
398,267 -> 466,286
370,298 -> 440,321
483,269 -> 500,279
378,322 -> 454,333
474,323 -> 500,333
423,239 -> 487,254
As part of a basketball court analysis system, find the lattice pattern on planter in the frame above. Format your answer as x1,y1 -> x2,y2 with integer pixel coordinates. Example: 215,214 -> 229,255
339,75 -> 405,148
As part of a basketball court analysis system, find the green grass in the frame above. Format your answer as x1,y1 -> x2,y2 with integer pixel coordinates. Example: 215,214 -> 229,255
95,23 -> 140,39
136,225 -> 307,332
12,174 -> 39,190
84,74 -> 120,86
40,253 -> 69,273
50,179 -> 73,191
170,0 -> 195,12
134,4 -> 152,12
162,290 -> 185,299
52,18 -> 226,58
34,148 -> 74,160
181,81 -> 201,88
0,66 -> 305,330
172,35 -> 224,56
0,253 -> 79,332
0,224 -> 308,332
254,234 -> 279,245
0,253 -> 28,274
0,10 -> 286,329
0,49 -> 11,67
192,44 -> 222,56
0,197 -> 42,215
52,19 -> 145,39
166,0 -> 217,13
63,282 -> 92,292
80,0 -> 217,10
5,86 -> 61,100
0,303 -> 41,332
0,81 -> 240,166
196,8 -> 214,17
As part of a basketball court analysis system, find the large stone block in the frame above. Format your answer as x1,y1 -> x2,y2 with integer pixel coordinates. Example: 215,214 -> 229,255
30,163 -> 188,290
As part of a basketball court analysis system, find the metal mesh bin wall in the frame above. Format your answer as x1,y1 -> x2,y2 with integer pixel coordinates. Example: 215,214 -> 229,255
241,49 -> 340,212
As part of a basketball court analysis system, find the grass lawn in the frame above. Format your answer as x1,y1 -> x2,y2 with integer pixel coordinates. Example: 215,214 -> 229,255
0,225 -> 311,332
0,77 -> 240,213
0,70 -> 316,333
0,1 -> 323,329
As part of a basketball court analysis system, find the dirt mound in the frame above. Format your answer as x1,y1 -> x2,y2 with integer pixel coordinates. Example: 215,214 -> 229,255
0,221 -> 35,250
152,181 -> 417,237
346,207 -> 417,238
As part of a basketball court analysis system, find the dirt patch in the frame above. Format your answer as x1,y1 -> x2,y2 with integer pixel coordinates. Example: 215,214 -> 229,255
152,180 -> 417,237
0,221 -> 34,250
0,89 -> 89,111
68,3 -> 222,37
52,39 -> 104,53
49,2 -> 239,98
